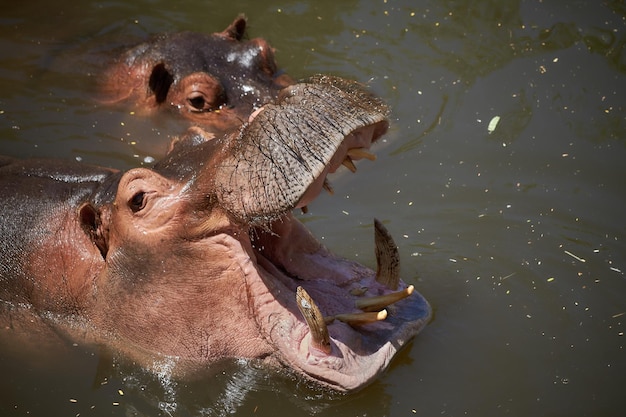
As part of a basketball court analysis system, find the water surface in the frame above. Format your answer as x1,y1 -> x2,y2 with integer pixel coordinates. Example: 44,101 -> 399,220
1,0 -> 625,416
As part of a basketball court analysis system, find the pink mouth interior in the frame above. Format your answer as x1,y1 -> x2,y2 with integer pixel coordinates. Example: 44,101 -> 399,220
247,214 -> 430,391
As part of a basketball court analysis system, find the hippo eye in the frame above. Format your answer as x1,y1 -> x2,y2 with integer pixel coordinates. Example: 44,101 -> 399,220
180,74 -> 226,113
129,191 -> 147,212
188,94 -> 208,112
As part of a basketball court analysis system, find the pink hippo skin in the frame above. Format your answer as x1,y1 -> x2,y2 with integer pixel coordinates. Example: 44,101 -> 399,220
100,15 -> 294,139
1,73 -> 430,392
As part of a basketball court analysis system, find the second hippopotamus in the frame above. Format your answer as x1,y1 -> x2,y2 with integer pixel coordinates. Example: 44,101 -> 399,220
100,15 -> 294,138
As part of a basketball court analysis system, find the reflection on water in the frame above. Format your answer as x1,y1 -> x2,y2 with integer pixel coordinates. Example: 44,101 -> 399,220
1,0 -> 626,416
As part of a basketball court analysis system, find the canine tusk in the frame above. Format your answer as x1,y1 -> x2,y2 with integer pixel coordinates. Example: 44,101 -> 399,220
325,309 -> 388,325
323,178 -> 334,195
296,286 -> 331,354
347,148 -> 376,161
374,218 -> 400,290
342,156 -> 357,173
355,286 -> 414,312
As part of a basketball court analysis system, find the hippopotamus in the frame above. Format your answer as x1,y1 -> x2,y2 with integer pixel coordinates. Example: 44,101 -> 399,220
100,15 -> 294,138
0,75 -> 430,391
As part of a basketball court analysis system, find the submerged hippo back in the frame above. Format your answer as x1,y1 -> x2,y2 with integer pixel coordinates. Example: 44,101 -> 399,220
0,156 -> 119,310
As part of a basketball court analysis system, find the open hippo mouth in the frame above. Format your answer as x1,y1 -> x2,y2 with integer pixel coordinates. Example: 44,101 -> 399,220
249,214 -> 431,392
160,75 -> 431,391
212,75 -> 431,391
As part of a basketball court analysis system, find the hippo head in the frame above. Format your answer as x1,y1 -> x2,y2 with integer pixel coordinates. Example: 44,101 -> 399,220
100,16 -> 293,136
84,76 -> 430,392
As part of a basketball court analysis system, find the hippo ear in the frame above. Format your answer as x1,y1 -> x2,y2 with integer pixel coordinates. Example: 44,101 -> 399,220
148,63 -> 174,104
223,15 -> 247,41
79,202 -> 108,259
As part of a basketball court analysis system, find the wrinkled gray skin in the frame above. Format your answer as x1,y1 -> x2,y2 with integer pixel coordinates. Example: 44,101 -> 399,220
0,76 -> 431,392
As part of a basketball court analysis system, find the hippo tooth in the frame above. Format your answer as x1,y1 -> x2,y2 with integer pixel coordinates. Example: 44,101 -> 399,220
355,285 -> 414,312
296,286 -> 332,354
323,178 -> 334,195
347,147 -> 377,161
325,309 -> 387,325
342,156 -> 357,173
349,286 -> 369,296
374,218 -> 400,290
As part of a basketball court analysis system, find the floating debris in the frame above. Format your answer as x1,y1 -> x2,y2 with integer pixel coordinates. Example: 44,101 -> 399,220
488,116 -> 500,134
564,250 -> 586,263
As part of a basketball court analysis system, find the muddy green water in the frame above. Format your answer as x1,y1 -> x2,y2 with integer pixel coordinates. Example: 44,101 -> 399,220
1,0 -> 625,416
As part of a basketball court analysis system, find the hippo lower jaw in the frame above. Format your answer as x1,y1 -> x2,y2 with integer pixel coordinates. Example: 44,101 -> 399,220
244,212 -> 430,391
